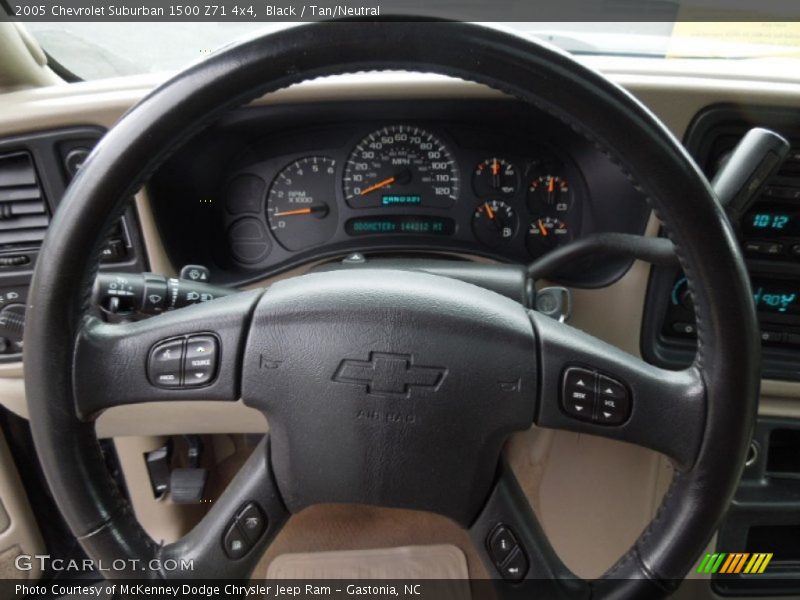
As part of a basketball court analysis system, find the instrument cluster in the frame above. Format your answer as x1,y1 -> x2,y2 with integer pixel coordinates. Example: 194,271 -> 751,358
148,100 -> 650,287
222,123 -> 585,272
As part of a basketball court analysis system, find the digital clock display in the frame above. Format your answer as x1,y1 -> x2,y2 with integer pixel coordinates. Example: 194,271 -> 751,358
346,216 -> 455,236
743,205 -> 800,237
751,213 -> 791,230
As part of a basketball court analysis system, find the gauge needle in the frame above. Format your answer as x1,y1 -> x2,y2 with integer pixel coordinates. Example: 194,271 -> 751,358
548,177 -> 555,193
273,205 -> 326,217
359,176 -> 396,196
491,159 -> 500,177
537,220 -> 548,236
483,202 -> 496,220
273,207 -> 313,217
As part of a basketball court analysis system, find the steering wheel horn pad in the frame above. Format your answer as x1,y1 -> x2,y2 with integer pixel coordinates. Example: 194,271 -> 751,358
243,270 -> 536,524
24,21 -> 760,598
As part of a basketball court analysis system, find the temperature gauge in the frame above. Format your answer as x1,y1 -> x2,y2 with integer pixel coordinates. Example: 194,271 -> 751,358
528,175 -> 571,212
472,200 -> 518,247
473,158 -> 519,197
526,216 -> 571,256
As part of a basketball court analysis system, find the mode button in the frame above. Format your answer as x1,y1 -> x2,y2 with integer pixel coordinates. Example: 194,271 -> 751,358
148,339 -> 185,388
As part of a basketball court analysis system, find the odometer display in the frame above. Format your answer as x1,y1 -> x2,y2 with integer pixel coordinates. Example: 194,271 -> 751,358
343,125 -> 459,208
346,216 -> 455,236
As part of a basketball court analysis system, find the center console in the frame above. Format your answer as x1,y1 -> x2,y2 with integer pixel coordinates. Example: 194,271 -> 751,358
643,105 -> 800,380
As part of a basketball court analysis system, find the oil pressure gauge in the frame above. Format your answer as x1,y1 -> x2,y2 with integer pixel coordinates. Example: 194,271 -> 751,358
472,158 -> 518,197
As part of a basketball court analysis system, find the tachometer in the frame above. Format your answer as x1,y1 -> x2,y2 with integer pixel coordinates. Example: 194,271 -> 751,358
266,157 -> 337,251
343,126 -> 459,208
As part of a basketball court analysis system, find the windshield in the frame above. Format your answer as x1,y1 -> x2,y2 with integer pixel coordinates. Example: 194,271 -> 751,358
22,21 -> 800,81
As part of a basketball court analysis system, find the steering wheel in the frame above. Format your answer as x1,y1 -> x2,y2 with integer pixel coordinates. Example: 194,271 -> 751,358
24,21 -> 760,598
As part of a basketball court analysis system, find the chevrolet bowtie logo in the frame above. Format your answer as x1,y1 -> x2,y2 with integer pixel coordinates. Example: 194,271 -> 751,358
333,352 -> 446,398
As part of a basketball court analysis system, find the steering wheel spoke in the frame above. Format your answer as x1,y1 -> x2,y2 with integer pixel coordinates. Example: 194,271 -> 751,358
72,289 -> 263,419
531,311 -> 707,469
159,436 -> 288,579
470,459 -> 590,599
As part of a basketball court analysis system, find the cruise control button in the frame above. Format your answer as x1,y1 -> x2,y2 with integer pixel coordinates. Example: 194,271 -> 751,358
222,522 -> 250,559
501,547 -> 528,581
562,367 -> 596,421
236,502 -> 267,544
184,335 -> 218,386
488,526 -> 517,566
148,339 -> 185,388
597,375 -> 630,425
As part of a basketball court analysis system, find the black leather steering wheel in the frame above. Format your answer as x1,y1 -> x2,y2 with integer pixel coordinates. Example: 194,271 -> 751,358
24,21 -> 760,598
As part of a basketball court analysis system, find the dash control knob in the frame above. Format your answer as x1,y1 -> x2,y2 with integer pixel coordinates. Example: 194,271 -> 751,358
0,303 -> 26,342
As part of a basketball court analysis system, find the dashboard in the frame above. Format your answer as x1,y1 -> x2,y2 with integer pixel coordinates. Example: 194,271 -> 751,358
148,99 -> 651,287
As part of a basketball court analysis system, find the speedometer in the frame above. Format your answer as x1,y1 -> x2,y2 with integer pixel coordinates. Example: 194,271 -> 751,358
343,125 -> 459,208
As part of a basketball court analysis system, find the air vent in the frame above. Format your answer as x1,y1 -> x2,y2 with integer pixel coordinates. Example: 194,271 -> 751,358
0,152 -> 49,248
